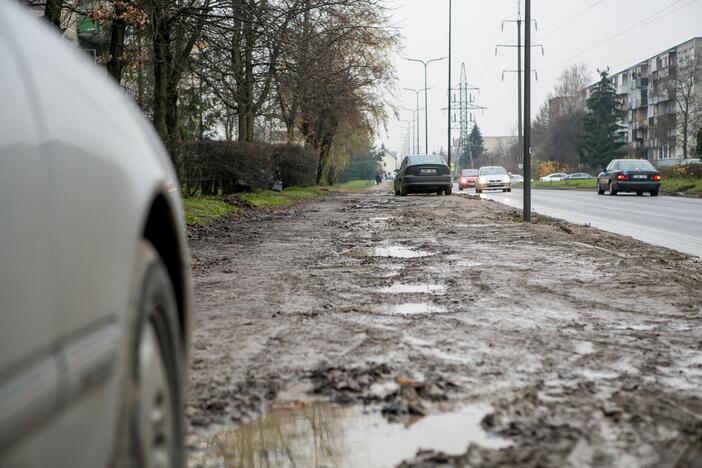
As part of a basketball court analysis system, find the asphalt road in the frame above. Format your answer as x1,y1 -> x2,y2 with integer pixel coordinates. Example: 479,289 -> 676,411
454,185 -> 702,257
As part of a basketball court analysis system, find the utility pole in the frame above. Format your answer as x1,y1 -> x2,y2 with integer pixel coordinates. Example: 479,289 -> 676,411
448,0 -> 452,169
498,7 -> 542,166
406,57 -> 446,154
524,0 -> 532,222
497,1 -> 542,222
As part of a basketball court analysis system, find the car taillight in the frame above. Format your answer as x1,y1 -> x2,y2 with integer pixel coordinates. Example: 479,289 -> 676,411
616,174 -> 629,181
652,175 -> 661,181
461,178 -> 468,183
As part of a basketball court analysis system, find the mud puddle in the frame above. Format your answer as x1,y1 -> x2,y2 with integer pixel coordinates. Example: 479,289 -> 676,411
189,402 -> 510,468
371,303 -> 448,315
376,283 -> 446,294
344,245 -> 433,259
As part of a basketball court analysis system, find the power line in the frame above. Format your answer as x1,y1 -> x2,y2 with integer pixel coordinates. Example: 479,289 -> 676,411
537,0 -> 608,40
541,0 -> 694,72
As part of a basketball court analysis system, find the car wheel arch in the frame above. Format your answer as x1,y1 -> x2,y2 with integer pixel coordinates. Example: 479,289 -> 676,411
141,192 -> 189,348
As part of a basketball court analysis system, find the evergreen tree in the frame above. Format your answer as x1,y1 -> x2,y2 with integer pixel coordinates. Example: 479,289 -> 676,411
580,70 -> 625,170
468,123 -> 485,159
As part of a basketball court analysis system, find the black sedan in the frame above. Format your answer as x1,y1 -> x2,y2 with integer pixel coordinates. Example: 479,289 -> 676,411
394,155 -> 452,196
597,159 -> 661,196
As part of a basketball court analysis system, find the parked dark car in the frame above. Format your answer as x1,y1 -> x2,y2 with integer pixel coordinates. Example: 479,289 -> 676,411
565,173 -> 593,180
597,159 -> 661,196
458,169 -> 479,190
394,155 -> 452,196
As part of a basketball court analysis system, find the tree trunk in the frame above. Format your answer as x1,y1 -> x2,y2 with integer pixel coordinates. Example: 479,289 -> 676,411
316,131 -> 335,185
152,28 -> 168,141
106,16 -> 127,83
44,0 -> 62,31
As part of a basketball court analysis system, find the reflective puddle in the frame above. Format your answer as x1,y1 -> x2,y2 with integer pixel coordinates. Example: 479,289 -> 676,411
343,245 -> 433,259
189,402 -> 511,468
376,283 -> 446,294
371,303 -> 448,315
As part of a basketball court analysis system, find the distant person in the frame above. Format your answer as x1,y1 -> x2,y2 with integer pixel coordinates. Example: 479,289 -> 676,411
375,174 -> 383,185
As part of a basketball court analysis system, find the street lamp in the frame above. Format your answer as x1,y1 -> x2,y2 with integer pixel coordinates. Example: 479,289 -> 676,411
399,120 -> 412,157
405,56 -> 446,154
403,87 -> 432,155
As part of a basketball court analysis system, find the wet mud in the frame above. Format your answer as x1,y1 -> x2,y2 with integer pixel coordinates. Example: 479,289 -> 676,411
187,188 -> 702,467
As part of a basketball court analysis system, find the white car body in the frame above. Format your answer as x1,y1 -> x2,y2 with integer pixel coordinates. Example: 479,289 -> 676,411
476,166 -> 511,192
0,3 -> 191,467
540,173 -> 568,182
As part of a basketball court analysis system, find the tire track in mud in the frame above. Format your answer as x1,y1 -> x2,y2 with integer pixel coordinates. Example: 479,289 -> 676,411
187,189 -> 702,467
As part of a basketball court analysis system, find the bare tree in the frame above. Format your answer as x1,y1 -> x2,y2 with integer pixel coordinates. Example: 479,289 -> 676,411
670,50 -> 702,159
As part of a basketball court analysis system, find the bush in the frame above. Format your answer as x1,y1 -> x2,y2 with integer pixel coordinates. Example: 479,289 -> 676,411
659,163 -> 702,179
272,144 -> 318,188
181,141 -> 318,196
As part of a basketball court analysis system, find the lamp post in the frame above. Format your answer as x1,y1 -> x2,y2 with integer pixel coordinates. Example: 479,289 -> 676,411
399,119 -> 413,157
405,57 -> 446,154
403,87 -> 431,155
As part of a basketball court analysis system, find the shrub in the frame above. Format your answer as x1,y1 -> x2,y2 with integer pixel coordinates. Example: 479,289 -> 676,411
272,144 -> 318,188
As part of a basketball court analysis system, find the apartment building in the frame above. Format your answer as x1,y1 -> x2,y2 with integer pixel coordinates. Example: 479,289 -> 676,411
610,37 -> 702,166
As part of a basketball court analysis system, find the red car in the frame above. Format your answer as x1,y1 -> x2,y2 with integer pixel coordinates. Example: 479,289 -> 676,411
458,169 -> 479,190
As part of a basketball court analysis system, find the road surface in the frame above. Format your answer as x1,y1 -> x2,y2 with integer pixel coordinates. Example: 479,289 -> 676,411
456,186 -> 702,257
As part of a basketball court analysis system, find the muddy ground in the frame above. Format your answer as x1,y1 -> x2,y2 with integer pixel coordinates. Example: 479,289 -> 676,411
186,186 -> 702,467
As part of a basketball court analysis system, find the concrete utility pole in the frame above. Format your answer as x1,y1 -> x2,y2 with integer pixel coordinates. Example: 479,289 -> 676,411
524,0 -> 532,222
448,0 -> 452,168
497,1 -> 542,222
405,57 -> 446,154
498,8 -> 542,166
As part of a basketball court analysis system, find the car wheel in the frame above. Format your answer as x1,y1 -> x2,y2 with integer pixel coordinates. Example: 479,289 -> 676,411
636,191 -> 643,196
608,182 -> 617,196
400,187 -> 408,196
651,190 -> 659,197
459,187 -> 463,191
445,187 -> 452,196
394,188 -> 400,196
597,184 -> 605,195
476,189 -> 482,193
112,240 -> 185,468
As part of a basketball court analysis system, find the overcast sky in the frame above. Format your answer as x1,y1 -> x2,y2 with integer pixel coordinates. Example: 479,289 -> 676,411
380,0 -> 702,156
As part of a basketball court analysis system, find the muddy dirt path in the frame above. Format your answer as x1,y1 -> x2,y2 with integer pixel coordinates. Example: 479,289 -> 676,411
186,188 -> 702,467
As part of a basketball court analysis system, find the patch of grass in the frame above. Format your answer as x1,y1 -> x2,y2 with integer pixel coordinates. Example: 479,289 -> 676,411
661,177 -> 702,194
238,186 -> 324,208
335,180 -> 376,191
183,197 -> 239,226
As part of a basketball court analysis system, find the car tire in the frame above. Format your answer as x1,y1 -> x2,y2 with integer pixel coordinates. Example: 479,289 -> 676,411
400,187 -> 408,196
476,189 -> 482,194
597,185 -> 605,195
394,188 -> 400,196
608,182 -> 617,196
459,187 -> 463,191
651,190 -> 659,197
445,187 -> 452,196
636,191 -> 643,196
112,240 -> 185,468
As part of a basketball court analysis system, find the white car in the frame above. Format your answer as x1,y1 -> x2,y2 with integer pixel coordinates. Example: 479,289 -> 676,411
476,166 -> 511,193
0,3 -> 191,468
540,172 -> 568,182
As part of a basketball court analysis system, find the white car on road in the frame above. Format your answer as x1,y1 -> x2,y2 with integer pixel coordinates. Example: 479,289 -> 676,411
0,3 -> 191,467
540,173 -> 568,182
476,166 -> 512,193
